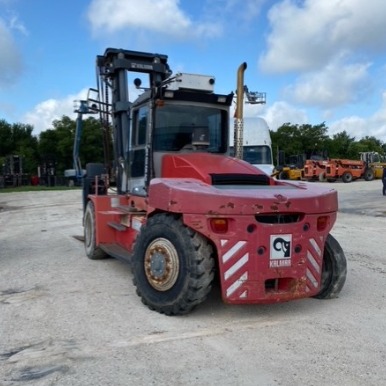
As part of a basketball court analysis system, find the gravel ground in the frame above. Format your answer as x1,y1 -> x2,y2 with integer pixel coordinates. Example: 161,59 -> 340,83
0,180 -> 385,386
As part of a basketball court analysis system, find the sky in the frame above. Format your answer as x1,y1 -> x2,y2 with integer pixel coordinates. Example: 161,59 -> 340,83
2,0 -> 386,142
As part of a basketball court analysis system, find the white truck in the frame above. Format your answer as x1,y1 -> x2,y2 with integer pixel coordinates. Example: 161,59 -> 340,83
229,116 -> 274,175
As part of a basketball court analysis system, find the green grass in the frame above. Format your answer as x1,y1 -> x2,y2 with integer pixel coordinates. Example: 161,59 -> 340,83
0,186 -> 81,193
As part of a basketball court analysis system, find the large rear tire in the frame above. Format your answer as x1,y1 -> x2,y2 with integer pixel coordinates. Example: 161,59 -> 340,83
131,214 -> 215,315
313,234 -> 347,299
84,201 -> 107,260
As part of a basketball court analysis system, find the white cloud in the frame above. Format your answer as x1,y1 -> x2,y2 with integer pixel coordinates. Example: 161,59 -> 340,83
329,116 -> 367,139
23,86 -> 386,144
257,0 -> 386,114
9,14 -> 28,36
241,91 -> 386,142
259,0 -> 386,73
330,91 -> 386,142
22,86 -> 145,136
0,18 -> 23,86
243,102 -> 265,118
283,60 -> 372,108
257,94 -> 386,143
261,101 -> 308,131
87,0 -> 222,39
230,92 -> 309,131
23,89 -> 89,136
372,91 -> 386,123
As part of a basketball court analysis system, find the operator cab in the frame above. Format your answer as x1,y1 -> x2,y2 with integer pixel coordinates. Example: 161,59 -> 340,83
129,73 -> 232,193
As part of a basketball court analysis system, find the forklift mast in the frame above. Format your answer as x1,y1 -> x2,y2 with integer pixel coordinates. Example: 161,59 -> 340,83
94,48 -> 171,194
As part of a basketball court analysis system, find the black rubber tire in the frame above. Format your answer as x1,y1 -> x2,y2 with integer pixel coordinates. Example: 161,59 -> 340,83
278,171 -> 289,180
131,214 -> 215,315
84,201 -> 107,260
364,168 -> 374,181
342,172 -> 353,183
313,234 -> 347,299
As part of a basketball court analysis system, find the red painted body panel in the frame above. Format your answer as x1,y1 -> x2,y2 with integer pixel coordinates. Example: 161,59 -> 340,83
182,211 -> 335,303
90,152 -> 339,304
90,194 -> 144,253
147,175 -> 337,303
161,152 -> 269,182
148,178 -> 337,215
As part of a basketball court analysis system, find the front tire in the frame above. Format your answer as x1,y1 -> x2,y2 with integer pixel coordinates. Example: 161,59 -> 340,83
342,172 -> 353,183
278,171 -> 289,180
364,168 -> 374,181
131,214 -> 215,315
314,234 -> 347,299
84,201 -> 107,260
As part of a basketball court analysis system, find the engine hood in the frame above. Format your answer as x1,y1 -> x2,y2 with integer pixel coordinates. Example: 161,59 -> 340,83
161,152 -> 268,183
150,153 -> 338,216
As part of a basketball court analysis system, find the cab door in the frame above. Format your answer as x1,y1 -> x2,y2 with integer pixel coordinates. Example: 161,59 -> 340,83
128,104 -> 150,194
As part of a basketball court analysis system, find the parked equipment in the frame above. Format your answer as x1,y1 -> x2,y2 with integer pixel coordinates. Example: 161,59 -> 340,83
323,153 -> 386,183
79,48 -> 347,315
274,151 -> 304,180
0,155 -> 24,188
325,158 -> 368,183
302,152 -> 329,182
359,151 -> 386,180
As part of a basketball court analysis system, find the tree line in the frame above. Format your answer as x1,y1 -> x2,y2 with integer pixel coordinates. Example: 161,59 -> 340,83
270,122 -> 386,164
0,117 -> 105,176
1,117 -> 385,176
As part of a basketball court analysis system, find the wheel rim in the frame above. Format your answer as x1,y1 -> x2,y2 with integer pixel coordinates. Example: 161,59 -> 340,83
144,238 -> 179,291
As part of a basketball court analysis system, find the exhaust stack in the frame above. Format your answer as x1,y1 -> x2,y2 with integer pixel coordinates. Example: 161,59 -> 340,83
234,62 -> 247,160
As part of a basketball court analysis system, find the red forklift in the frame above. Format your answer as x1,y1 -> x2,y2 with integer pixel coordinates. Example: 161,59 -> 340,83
80,48 -> 347,315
